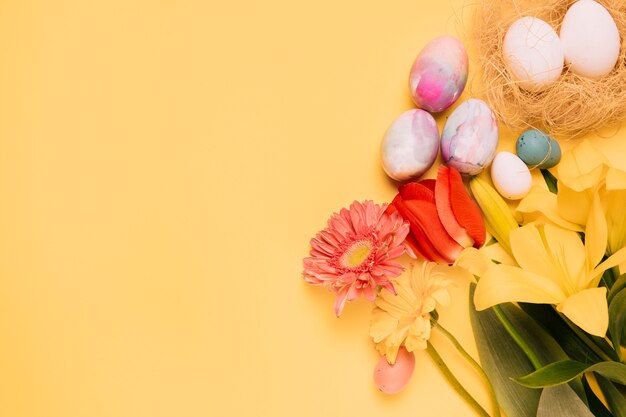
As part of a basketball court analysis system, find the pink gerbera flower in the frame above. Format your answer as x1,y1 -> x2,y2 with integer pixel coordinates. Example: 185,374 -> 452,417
303,200 -> 411,316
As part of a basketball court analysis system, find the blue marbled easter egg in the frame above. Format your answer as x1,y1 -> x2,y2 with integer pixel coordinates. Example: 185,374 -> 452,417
516,129 -> 561,169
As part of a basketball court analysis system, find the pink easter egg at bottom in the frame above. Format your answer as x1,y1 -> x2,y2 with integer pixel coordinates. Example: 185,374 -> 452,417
373,347 -> 415,394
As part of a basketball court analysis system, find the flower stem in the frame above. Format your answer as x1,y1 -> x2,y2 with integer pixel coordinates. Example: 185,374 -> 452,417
492,305 -> 543,370
435,324 -> 501,417
426,342 -> 491,417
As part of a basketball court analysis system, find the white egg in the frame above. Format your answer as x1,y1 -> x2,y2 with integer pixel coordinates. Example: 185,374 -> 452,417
503,17 -> 564,91
560,0 -> 620,79
490,152 -> 532,200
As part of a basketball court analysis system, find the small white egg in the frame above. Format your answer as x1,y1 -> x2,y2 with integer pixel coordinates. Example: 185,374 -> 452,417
490,152 -> 532,200
560,0 -> 620,79
503,17 -> 564,91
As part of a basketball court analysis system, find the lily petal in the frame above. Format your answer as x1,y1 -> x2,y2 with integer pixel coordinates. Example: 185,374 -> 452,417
515,186 -> 583,231
606,167 -> 626,190
455,247 -> 493,278
557,185 -> 593,226
606,189 -> 626,255
474,264 -> 567,310
585,193 -> 608,274
589,245 -> 626,288
557,140 -> 607,192
557,287 -> 608,337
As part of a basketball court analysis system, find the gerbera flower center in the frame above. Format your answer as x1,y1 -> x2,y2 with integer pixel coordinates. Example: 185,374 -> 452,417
340,239 -> 374,268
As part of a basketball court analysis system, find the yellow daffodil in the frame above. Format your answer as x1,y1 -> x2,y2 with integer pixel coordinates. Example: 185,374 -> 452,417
474,211 -> 626,336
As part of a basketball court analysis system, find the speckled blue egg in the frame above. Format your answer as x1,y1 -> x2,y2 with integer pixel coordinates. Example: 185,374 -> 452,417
516,129 -> 561,169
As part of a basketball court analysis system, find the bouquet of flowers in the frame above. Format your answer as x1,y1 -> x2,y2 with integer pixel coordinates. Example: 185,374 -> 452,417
301,3 -> 626,414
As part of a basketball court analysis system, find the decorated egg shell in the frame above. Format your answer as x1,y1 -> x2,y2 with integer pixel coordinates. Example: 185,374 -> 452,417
381,109 -> 440,181
373,347 -> 415,394
409,36 -> 468,113
491,152 -> 532,200
503,17 -> 564,91
560,0 -> 620,80
441,99 -> 498,175
516,129 -> 561,169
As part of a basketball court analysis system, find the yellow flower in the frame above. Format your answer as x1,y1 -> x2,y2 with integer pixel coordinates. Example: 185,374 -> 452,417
474,219 -> 626,337
515,140 -> 626,269
369,262 -> 468,364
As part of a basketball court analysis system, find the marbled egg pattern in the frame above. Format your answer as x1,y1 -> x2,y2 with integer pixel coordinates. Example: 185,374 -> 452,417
409,36 -> 468,113
441,99 -> 498,175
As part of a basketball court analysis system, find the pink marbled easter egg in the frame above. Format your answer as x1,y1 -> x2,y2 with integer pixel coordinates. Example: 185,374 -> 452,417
409,36 -> 468,113
441,99 -> 498,175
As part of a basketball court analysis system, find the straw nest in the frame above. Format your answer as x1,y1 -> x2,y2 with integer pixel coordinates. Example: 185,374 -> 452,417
471,0 -> 626,139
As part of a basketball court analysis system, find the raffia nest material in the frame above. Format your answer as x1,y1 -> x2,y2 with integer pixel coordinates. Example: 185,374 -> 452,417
471,0 -> 626,139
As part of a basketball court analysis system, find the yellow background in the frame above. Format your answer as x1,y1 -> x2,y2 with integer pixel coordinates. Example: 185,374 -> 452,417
2,1 -> 626,416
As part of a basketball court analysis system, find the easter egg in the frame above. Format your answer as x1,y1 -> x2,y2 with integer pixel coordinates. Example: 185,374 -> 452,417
373,348 -> 415,394
381,109 -> 440,181
441,99 -> 498,175
409,36 -> 468,113
491,152 -> 532,200
503,17 -> 564,91
560,0 -> 620,79
516,129 -> 561,169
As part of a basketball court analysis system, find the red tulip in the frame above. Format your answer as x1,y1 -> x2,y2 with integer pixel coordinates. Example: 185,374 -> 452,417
387,165 -> 485,263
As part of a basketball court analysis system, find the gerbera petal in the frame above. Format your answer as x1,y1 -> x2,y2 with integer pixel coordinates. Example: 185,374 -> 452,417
557,287 -> 608,337
334,286 -> 350,317
557,140 -> 607,192
585,193 -> 608,273
370,309 -> 399,342
474,264 -> 567,310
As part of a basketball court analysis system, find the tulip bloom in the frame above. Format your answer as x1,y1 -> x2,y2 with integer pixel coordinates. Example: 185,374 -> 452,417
387,165 -> 486,263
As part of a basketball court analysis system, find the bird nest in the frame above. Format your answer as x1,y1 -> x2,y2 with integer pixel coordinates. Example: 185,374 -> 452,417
471,0 -> 626,139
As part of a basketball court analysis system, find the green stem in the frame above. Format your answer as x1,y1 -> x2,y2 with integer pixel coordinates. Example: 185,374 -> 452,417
435,324 -> 501,417
492,305 -> 543,369
426,342 -> 491,417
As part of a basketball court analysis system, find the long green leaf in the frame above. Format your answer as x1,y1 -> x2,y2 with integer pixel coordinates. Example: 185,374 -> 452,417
469,285 -> 540,417
597,374 -> 626,417
537,384 -> 594,417
514,360 -> 626,388
609,289 -> 626,357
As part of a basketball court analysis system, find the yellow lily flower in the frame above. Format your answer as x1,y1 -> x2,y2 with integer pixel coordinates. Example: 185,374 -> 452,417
515,140 -> 626,269
474,200 -> 626,336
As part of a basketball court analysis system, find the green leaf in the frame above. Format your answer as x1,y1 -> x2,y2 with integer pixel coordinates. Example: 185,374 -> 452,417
469,285 -> 540,417
537,384 -> 594,417
514,360 -> 626,388
609,289 -> 626,359
540,169 -> 558,194
609,275 -> 626,304
597,374 -> 626,417
519,303 -> 604,363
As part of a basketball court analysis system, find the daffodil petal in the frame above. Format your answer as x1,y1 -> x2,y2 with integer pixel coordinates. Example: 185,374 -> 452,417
557,288 -> 608,337
557,140 -> 607,192
557,185 -> 593,226
474,264 -> 566,310
606,167 -> 626,190
515,186 -> 583,231
585,193 -> 608,273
